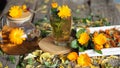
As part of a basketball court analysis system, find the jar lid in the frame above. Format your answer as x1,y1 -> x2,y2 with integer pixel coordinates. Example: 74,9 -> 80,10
7,11 -> 32,24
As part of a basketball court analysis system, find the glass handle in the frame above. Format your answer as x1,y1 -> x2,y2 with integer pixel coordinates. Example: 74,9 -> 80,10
0,15 -> 9,29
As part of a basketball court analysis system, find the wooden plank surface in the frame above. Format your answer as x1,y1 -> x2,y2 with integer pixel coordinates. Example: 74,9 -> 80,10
91,0 -> 120,25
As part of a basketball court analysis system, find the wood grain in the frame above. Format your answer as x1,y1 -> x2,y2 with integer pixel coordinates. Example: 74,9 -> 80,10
38,36 -> 71,55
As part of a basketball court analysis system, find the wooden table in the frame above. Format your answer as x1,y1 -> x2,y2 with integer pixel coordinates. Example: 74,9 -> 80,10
0,0 -> 120,68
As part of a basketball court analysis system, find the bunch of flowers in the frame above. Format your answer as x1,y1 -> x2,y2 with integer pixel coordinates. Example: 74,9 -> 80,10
70,28 -> 120,54
51,2 -> 71,19
9,4 -> 28,18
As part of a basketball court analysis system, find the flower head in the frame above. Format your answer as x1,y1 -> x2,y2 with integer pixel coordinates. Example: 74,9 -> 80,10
22,4 -> 27,12
93,33 -> 107,45
9,28 -> 26,45
51,2 -> 58,8
67,52 -> 78,61
78,32 -> 90,45
58,5 -> 71,18
77,53 -> 91,66
94,44 -> 103,50
9,6 -> 22,18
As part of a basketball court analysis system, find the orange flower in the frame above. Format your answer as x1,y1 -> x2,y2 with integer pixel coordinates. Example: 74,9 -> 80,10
67,52 -> 78,61
77,53 -> 91,66
9,28 -> 26,45
9,6 -> 22,18
93,33 -> 107,45
22,4 -> 27,12
94,45 -> 103,50
58,5 -> 71,18
78,32 -> 90,45
51,2 -> 58,8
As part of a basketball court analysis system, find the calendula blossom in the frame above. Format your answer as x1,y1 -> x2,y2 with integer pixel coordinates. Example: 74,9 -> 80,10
58,5 -> 71,18
78,32 -> 90,45
9,6 -> 22,18
51,2 -> 58,8
22,4 -> 27,12
93,33 -> 107,45
67,52 -> 78,61
94,44 -> 103,50
9,28 -> 26,45
77,53 -> 91,66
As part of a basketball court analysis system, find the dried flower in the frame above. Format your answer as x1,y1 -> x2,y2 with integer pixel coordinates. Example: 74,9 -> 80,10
93,33 -> 107,45
58,5 -> 71,18
77,53 -> 91,66
51,2 -> 58,8
78,32 -> 90,45
9,6 -> 22,18
9,28 -> 26,45
67,52 -> 78,61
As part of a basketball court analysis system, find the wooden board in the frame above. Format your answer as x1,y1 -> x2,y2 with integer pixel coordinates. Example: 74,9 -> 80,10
38,36 -> 71,55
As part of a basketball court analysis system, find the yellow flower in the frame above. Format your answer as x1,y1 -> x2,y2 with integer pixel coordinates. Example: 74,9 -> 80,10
9,28 -> 26,45
9,6 -> 22,18
94,44 -> 103,50
58,5 -> 71,18
67,52 -> 78,61
22,4 -> 27,12
77,53 -> 91,66
93,33 -> 107,45
78,32 -> 90,45
51,2 -> 58,8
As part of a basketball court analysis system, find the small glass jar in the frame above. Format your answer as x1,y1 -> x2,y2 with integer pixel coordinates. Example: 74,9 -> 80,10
50,15 -> 72,46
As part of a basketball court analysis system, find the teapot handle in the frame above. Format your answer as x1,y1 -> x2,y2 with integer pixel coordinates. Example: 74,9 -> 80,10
0,14 -> 9,29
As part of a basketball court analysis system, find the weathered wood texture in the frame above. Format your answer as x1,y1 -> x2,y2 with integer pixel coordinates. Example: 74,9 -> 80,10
91,0 -> 120,25
33,0 -> 52,23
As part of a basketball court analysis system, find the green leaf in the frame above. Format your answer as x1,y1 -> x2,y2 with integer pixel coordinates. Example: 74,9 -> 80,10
8,56 -> 15,64
84,43 -> 88,47
0,50 -> 3,55
79,46 -> 85,52
76,28 -> 85,38
95,50 -> 102,54
44,62 -> 50,67
70,40 -> 79,49
27,58 -> 33,65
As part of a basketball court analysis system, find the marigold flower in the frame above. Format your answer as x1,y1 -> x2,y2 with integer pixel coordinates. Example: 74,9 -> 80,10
51,2 -> 58,8
94,44 -> 103,50
9,28 -> 26,45
58,5 -> 71,18
22,4 -> 27,12
93,33 -> 107,45
77,53 -> 91,66
67,52 -> 78,61
78,32 -> 90,45
9,6 -> 22,18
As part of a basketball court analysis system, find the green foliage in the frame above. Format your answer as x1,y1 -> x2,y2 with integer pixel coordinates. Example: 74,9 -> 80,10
70,40 -> 79,49
8,56 -> 16,64
79,46 -> 85,52
94,50 -> 102,54
27,58 -> 34,65
76,28 -> 85,38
